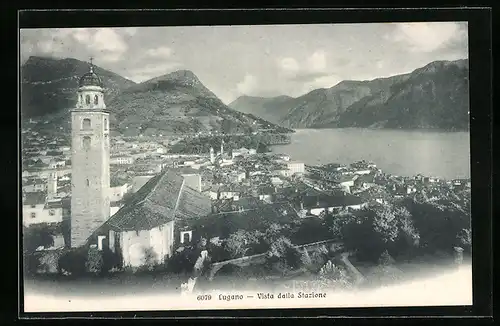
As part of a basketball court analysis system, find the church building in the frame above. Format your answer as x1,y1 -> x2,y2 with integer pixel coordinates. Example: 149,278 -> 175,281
88,169 -> 212,268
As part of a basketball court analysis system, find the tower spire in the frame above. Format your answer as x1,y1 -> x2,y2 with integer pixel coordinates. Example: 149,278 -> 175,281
89,56 -> 94,73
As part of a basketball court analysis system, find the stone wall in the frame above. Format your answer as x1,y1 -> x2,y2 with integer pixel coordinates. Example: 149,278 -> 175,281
119,220 -> 175,268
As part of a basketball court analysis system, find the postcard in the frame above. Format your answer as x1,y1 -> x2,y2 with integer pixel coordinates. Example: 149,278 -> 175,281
20,18 -> 473,314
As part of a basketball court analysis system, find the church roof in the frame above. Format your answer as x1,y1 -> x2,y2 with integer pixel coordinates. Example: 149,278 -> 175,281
101,169 -> 212,232
23,192 -> 46,206
79,65 -> 103,87
301,193 -> 365,209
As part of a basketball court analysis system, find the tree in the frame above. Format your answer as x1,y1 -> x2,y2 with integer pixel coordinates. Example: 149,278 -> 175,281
317,260 -> 353,289
265,236 -> 303,275
456,228 -> 472,253
197,237 -> 207,250
395,207 -> 420,258
23,225 -> 55,254
58,248 -> 87,276
225,230 -> 257,259
408,197 -> 470,254
308,245 -> 329,271
341,211 -> 383,262
24,252 -> 42,275
85,247 -> 104,274
372,204 -> 400,244
207,236 -> 227,262
165,246 -> 200,275
328,211 -> 356,240
378,250 -> 395,266
101,247 -> 122,273
142,246 -> 158,271
263,223 -> 290,245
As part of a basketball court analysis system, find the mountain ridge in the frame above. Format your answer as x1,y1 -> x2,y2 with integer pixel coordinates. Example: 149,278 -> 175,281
229,59 -> 469,131
20,57 -> 292,136
21,56 -> 137,118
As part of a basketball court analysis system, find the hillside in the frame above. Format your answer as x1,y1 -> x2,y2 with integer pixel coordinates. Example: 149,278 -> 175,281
21,56 -> 136,118
329,59 -> 470,130
229,59 -> 469,131
107,70 -> 291,136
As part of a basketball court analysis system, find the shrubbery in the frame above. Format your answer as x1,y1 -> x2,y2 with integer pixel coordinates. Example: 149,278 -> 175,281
57,247 -> 87,276
56,246 -> 123,276
326,191 -> 470,263
85,247 -> 104,274
317,260 -> 353,289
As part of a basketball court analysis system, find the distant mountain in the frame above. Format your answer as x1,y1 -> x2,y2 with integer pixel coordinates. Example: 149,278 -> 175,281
107,70 -> 291,136
21,56 -> 136,118
228,95 -> 295,125
229,59 -> 469,131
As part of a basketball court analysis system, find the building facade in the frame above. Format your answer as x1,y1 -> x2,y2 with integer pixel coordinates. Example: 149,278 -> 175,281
70,62 -> 111,248
110,156 -> 135,165
22,192 -> 64,227
286,161 -> 305,175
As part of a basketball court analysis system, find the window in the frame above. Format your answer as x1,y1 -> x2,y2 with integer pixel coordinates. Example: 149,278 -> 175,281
79,94 -> 83,103
30,212 -> 36,219
104,118 -> 108,130
94,95 -> 99,105
86,179 -> 90,187
85,95 -> 91,104
49,209 -> 55,216
30,205 -> 36,208
82,136 -> 91,150
82,118 -> 91,130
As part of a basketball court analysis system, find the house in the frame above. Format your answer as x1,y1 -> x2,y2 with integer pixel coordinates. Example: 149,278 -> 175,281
219,185 -> 242,201
110,201 -> 123,217
48,160 -> 66,169
219,158 -> 234,167
108,183 -> 132,202
256,186 -> 276,203
299,193 -> 367,216
406,184 -> 417,194
23,178 -> 47,193
332,174 -> 359,193
22,192 -> 65,226
231,147 -> 251,159
276,154 -> 290,161
87,169 -> 213,268
110,156 -> 135,165
353,169 -> 372,175
286,161 -> 305,175
270,176 -> 284,186
350,160 -> 375,170
353,173 -> 377,190
228,170 -> 246,183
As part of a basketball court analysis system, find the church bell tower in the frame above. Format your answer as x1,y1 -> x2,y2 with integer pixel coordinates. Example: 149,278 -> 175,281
70,58 -> 110,248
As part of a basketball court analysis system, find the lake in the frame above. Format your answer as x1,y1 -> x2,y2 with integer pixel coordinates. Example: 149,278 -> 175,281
272,128 -> 470,180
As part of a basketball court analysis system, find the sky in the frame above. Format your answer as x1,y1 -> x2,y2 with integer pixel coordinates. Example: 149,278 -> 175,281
20,22 -> 468,104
